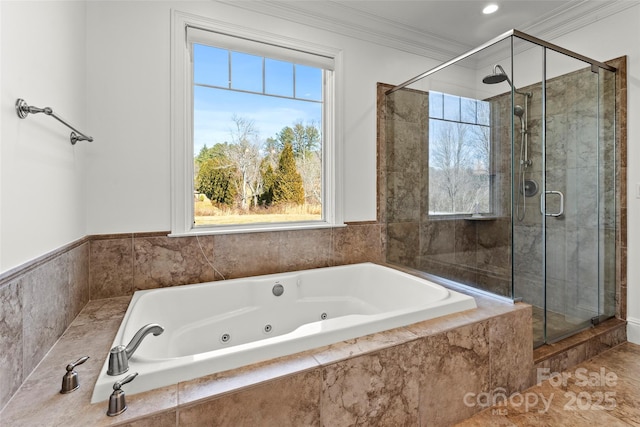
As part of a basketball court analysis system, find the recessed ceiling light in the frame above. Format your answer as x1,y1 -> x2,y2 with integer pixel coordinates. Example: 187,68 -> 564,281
483,4 -> 499,14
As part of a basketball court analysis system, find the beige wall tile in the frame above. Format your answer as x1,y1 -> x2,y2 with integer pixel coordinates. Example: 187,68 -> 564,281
211,232 -> 282,279
90,237 -> 133,299
321,341 -> 420,426
489,307 -> 534,394
133,235 -> 217,291
178,370 -> 321,426
0,279 -> 23,411
418,321 -> 490,426
332,223 -> 383,265
279,229 -> 332,271
386,222 -> 418,266
21,258 -> 69,376
68,242 -> 90,324
116,411 -> 177,427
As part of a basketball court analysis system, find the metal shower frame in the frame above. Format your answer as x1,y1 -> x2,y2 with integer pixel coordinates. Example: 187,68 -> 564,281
386,29 -> 616,95
385,27 -> 619,345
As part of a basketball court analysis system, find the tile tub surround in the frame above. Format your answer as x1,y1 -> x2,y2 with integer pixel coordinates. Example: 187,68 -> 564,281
0,238 -> 90,413
89,224 -> 385,299
0,223 -> 384,414
0,282 -> 534,427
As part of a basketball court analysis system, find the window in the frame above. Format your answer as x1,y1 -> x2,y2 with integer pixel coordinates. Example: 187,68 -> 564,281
171,12 -> 343,235
428,91 -> 492,215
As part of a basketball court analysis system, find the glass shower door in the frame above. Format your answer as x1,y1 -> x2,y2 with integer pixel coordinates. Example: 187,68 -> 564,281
542,50 -> 604,343
514,45 -> 616,346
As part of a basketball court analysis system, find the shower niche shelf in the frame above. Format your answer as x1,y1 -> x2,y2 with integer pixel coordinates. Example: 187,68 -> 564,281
464,216 -> 498,221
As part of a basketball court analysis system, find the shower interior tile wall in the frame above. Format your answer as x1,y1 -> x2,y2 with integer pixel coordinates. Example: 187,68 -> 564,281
383,87 -> 512,297
508,66 -> 617,321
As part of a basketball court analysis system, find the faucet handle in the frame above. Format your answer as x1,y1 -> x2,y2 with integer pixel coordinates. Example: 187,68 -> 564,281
113,372 -> 138,391
67,355 -> 90,371
60,356 -> 89,394
107,372 -> 138,417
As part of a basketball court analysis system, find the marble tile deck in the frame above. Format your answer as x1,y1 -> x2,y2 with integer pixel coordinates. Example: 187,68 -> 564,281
456,342 -> 640,426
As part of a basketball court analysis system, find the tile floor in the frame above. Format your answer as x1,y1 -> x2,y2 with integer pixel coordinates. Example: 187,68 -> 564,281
456,342 -> 640,426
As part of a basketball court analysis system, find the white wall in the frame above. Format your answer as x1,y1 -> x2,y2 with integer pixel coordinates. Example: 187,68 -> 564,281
84,1 -> 439,234
0,1 -> 3,270
0,1 -> 87,272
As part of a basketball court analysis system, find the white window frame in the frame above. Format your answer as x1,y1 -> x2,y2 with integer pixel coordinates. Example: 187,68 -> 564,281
170,10 -> 344,236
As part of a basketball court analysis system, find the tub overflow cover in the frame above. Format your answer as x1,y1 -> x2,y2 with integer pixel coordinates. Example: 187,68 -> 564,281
272,284 -> 284,296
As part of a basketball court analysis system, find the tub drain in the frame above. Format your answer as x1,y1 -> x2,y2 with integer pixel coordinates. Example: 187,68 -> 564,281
264,324 -> 272,333
220,333 -> 231,343
320,312 -> 328,320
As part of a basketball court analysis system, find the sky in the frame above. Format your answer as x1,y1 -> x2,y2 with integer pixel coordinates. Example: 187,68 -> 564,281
193,44 -> 323,154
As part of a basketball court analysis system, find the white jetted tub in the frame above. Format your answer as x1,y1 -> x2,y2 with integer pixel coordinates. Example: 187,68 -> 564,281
91,263 -> 476,402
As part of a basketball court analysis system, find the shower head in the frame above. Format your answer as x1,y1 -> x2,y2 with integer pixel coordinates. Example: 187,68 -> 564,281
483,64 -> 532,98
482,64 -> 512,86
514,104 -> 527,136
482,74 -> 508,84
514,105 -> 525,117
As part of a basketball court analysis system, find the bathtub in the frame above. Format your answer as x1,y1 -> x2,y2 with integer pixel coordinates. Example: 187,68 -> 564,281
91,263 -> 476,402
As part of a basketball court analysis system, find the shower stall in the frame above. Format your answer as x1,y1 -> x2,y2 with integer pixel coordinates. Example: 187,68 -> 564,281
383,30 -> 621,347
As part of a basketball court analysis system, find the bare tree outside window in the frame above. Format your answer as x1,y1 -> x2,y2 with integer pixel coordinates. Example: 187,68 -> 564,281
225,115 -> 263,209
428,92 -> 491,215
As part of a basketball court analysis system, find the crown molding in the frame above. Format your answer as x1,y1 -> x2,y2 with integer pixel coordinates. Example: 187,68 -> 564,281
217,0 -> 638,62
216,0 -> 467,61
521,0 -> 639,42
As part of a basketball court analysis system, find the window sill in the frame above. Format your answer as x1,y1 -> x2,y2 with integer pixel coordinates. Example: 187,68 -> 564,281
168,221 -> 346,237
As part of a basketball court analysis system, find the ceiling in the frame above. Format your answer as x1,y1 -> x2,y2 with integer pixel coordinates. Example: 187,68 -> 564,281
337,0 -> 575,47
221,0 -> 637,61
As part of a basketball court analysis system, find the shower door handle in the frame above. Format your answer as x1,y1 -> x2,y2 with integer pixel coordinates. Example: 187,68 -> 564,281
541,190 -> 564,217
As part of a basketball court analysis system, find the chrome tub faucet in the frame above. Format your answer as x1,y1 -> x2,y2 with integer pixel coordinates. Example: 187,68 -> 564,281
107,323 -> 164,376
